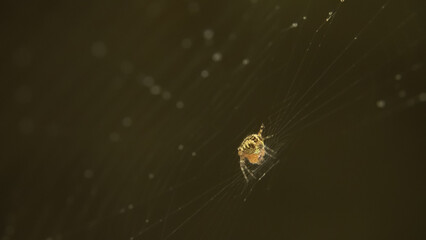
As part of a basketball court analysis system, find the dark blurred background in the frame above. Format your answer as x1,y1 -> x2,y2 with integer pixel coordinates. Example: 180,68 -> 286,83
1,0 -> 426,239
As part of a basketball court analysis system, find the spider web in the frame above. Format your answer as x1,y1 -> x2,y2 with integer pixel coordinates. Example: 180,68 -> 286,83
1,0 -> 426,240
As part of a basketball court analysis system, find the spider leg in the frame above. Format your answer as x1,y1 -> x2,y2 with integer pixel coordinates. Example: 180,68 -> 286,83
240,157 -> 256,182
264,145 -> 276,153
265,150 -> 276,159
240,157 -> 249,182
244,165 -> 256,179
258,123 -> 265,135
263,134 -> 274,140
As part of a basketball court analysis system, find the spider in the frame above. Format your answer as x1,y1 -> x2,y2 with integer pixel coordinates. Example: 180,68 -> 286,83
238,123 -> 275,182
